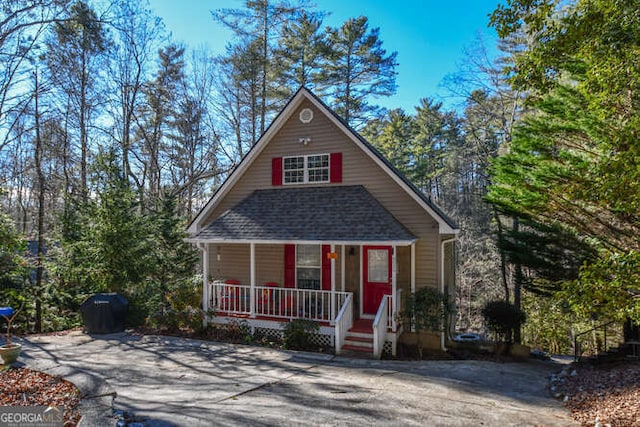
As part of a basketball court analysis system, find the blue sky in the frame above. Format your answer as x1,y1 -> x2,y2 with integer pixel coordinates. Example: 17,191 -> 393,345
148,0 -> 501,112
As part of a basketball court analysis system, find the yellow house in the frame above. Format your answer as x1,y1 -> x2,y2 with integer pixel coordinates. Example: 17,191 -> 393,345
187,88 -> 459,358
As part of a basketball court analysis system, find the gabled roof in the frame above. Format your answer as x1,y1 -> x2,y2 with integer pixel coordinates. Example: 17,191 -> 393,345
188,186 -> 416,244
188,87 -> 459,235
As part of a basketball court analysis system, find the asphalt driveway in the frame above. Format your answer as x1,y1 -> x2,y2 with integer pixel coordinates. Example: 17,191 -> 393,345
17,331 -> 577,426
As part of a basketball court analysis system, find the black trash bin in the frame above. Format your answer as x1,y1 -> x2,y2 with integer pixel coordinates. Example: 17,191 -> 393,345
81,293 -> 129,334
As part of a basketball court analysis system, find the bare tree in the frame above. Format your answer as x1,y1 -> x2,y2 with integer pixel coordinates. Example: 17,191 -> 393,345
45,0 -> 108,197
105,0 -> 165,189
0,0 -> 68,153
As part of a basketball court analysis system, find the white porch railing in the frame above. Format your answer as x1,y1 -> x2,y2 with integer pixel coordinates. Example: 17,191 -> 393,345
334,293 -> 353,355
374,289 -> 403,358
209,281 -> 350,324
372,295 -> 389,359
389,288 -> 402,331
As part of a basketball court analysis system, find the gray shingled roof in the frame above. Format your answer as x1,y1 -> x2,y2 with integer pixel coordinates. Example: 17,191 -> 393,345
193,185 -> 417,243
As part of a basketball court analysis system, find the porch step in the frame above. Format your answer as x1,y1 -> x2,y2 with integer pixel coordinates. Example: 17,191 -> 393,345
349,318 -> 374,334
341,344 -> 375,356
343,319 -> 375,355
343,336 -> 373,351
345,335 -> 374,344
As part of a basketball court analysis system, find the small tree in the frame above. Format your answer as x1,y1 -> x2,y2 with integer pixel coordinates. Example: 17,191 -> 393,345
482,300 -> 526,344
401,287 -> 450,358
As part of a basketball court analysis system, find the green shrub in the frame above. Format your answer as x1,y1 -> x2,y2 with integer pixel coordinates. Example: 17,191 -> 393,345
142,275 -> 204,332
482,300 -> 526,343
226,318 -> 252,343
282,319 -> 319,350
400,287 -> 450,358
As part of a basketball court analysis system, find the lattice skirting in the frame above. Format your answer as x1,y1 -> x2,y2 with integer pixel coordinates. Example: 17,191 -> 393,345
253,327 -> 283,341
309,332 -> 333,348
254,327 -> 334,348
208,317 -> 397,355
383,341 -> 393,355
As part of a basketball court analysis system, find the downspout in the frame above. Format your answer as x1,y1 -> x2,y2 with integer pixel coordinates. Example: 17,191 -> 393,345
440,237 -> 457,352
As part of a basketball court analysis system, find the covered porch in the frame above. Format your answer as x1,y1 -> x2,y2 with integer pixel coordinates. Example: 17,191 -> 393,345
199,243 -> 407,358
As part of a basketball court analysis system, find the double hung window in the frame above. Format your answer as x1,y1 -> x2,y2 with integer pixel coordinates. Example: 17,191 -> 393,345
296,244 -> 321,289
283,154 -> 329,184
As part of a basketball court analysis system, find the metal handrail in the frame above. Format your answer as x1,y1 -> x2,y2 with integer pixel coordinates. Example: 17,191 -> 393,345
574,320 -> 617,362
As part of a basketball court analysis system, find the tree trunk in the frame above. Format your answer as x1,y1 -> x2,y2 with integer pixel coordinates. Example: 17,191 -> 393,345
513,216 -> 523,344
33,71 -> 46,333
493,208 -> 510,303
80,48 -> 88,199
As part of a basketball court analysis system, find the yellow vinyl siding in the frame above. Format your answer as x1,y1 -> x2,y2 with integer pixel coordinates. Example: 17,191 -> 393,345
255,244 -> 284,285
209,244 -> 250,284
209,243 -> 345,288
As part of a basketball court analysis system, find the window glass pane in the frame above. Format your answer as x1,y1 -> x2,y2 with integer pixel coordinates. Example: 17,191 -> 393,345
297,267 -> 320,289
284,156 -> 304,170
284,169 -> 304,183
297,244 -> 320,266
308,155 -> 328,168
367,249 -> 389,283
308,168 -> 328,182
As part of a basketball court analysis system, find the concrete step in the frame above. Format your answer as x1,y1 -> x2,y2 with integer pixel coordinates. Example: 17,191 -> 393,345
345,335 -> 373,344
342,344 -> 374,354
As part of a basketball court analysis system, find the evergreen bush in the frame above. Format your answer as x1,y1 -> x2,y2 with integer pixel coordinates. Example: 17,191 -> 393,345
482,300 -> 526,343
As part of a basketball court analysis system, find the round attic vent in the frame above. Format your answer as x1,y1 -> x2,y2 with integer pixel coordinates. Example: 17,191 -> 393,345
299,108 -> 314,123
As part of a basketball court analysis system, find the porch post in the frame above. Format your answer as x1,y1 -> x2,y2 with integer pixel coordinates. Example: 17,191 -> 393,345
250,242 -> 256,318
330,244 -> 336,325
391,245 -> 397,332
201,243 -> 209,315
340,245 -> 345,292
359,244 -> 363,319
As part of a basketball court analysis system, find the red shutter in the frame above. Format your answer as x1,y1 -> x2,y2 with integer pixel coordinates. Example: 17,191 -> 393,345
330,152 -> 342,183
272,157 -> 283,186
321,245 -> 332,291
284,244 -> 296,288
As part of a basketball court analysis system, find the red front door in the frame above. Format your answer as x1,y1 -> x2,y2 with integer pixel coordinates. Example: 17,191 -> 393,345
363,246 -> 392,315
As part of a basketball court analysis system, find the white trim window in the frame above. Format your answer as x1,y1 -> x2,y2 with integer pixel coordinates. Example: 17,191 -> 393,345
283,154 -> 329,184
296,244 -> 321,289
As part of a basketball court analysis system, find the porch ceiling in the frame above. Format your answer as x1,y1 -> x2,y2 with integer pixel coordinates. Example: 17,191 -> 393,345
190,185 -> 417,244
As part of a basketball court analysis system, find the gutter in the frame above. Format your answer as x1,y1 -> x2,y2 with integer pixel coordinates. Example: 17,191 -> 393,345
440,237 -> 457,352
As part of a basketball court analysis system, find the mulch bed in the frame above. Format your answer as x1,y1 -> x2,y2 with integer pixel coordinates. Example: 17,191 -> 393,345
553,362 -> 640,426
0,366 -> 81,426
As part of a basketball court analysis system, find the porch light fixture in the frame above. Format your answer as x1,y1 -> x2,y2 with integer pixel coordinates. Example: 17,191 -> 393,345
298,137 -> 312,145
